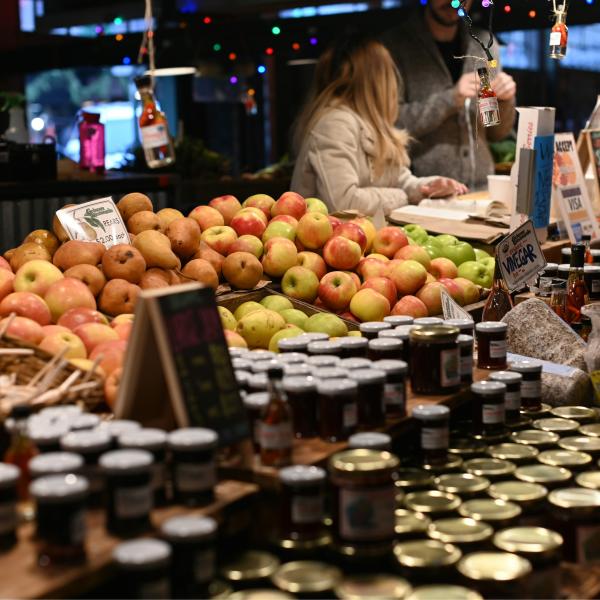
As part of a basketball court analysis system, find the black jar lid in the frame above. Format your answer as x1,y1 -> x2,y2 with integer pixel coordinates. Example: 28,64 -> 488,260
359,322 -> 392,334
307,340 -> 344,355
373,359 -> 408,375
348,368 -> 386,385
384,315 -> 414,326
316,379 -> 358,396
161,515 -> 217,541
29,452 -> 84,478
471,381 -> 506,396
314,367 -> 348,380
510,360 -> 542,374
60,429 -> 111,453
475,321 -> 508,333
489,371 -> 522,384
368,338 -> 403,351
243,392 -> 269,409
99,449 -> 153,474
339,336 -> 368,349
30,473 -> 89,503
0,463 -> 19,489
338,357 -> 371,370
70,413 -> 101,431
282,376 -> 318,392
113,538 -> 171,570
119,428 -> 167,452
412,404 -> 450,421
279,465 -> 326,486
168,427 -> 219,451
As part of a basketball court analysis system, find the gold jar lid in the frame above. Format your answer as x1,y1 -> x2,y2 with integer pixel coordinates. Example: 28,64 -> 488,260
458,499 -> 522,522
406,585 -> 483,600
434,473 -> 490,495
558,436 -> 600,454
334,574 -> 413,600
464,458 -> 516,478
537,449 -> 592,468
428,518 -> 493,544
422,456 -> 463,474
457,552 -> 532,581
410,325 -> 460,343
576,471 -> 600,490
330,449 -> 399,476
449,438 -> 488,458
272,561 -> 342,594
404,490 -> 462,514
394,540 -> 462,568
279,533 -> 332,551
511,429 -> 559,447
493,526 -> 563,557
396,509 -> 431,536
487,443 -> 539,462
222,551 -> 281,581
579,423 -> 600,438
396,468 -> 435,490
515,464 -> 572,485
533,417 -> 580,434
521,403 -> 551,417
228,591 -> 294,600
488,481 -> 547,503
551,406 -> 597,422
548,487 -> 600,509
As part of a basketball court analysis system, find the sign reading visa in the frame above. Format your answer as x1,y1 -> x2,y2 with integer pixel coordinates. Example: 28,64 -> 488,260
497,220 -> 547,291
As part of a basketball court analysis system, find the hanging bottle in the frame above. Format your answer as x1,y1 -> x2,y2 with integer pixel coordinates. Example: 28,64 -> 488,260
565,243 -> 589,324
482,260 -> 513,321
134,75 -> 175,169
582,234 -> 594,264
477,67 -> 501,128
549,9 -> 568,60
78,111 -> 105,174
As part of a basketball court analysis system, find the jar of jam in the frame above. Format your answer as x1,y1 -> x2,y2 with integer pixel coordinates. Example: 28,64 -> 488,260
396,509 -> 431,540
584,265 -> 600,300
244,392 -> 268,452
278,337 -> 311,353
168,428 -> 218,506
314,367 -> 348,381
392,326 -> 412,363
278,352 -> 308,365
367,338 -> 403,361
118,428 -> 168,505
471,381 -> 507,439
279,465 -> 326,542
0,463 -> 19,550
283,376 -> 318,439
317,379 -> 358,442
348,369 -> 386,430
459,498 -> 522,530
338,357 -> 371,370
98,419 -> 142,448
515,464 -> 572,489
283,364 -> 312,377
221,550 -> 281,588
100,449 -> 153,536
339,337 -> 368,358
394,539 -> 461,583
373,359 -> 408,417
113,538 -> 171,599
329,450 -> 399,554
70,413 -> 101,432
30,474 -> 88,565
306,355 -> 340,368
384,315 -> 414,327
161,515 -> 217,598
348,432 -> 391,451
427,517 -> 493,553
413,405 -> 450,466
414,317 -> 444,327
359,322 -> 392,340
487,443 -> 538,465
510,361 -> 542,412
29,452 -> 84,479
445,319 -> 475,336
434,473 -> 490,499
30,422 -> 70,453
475,322 -> 508,370
458,335 -> 474,385
307,340 -> 343,356
489,371 -> 522,424
272,560 -> 342,597
410,326 -> 460,394
464,458 -> 516,481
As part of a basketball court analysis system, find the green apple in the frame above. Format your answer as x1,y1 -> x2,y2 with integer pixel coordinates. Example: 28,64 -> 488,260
457,260 -> 494,288
440,240 -> 476,266
268,326 -> 304,352
424,242 -> 443,260
474,248 -> 491,261
262,221 -> 296,243
306,197 -> 329,215
236,309 -> 286,349
260,294 -> 293,313
304,313 -> 348,338
218,306 -> 237,331
233,301 -> 264,321
403,224 -> 428,245
436,234 -> 459,246
281,266 -> 319,303
280,308 -> 308,330
479,257 -> 495,274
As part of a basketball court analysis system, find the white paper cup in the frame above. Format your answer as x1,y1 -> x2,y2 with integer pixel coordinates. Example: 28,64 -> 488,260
487,174 -> 512,203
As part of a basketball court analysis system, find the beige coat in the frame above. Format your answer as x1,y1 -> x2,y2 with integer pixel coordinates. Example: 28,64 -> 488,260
291,106 -> 435,217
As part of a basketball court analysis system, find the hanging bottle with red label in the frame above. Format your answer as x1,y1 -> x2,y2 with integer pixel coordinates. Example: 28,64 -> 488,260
477,67 -> 500,128
549,7 -> 568,60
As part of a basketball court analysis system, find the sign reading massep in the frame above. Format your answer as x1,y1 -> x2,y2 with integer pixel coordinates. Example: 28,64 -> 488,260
497,219 -> 547,291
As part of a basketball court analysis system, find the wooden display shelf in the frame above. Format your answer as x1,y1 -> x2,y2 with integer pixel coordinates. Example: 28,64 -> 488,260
0,480 -> 258,600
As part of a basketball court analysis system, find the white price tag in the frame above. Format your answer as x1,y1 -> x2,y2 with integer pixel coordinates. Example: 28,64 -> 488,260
440,288 -> 474,321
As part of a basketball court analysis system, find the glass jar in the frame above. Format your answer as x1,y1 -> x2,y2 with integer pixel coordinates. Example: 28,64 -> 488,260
458,335 -> 474,385
283,376 -> 318,439
272,561 -> 342,597
367,338 -> 404,362
510,361 -> 542,412
278,352 -> 308,365
414,317 -> 444,327
488,481 -> 547,516
29,452 -> 84,479
30,474 -> 88,566
538,449 -> 592,471
167,428 -> 218,506
329,450 -> 399,554
394,540 -> 461,583
475,322 -> 508,370
317,379 -> 358,442
552,406 -> 597,424
515,464 -> 572,489
307,340 -> 343,356
459,498 -> 522,530
339,337 -> 368,358
384,315 -> 414,327
427,517 -> 493,552
113,538 -> 171,599
348,432 -> 392,451
29,422 -> 70,453
373,359 -> 408,417
244,392 -> 268,452
413,405 -> 450,466
404,490 -> 461,518
396,509 -> 431,540
338,357 -> 371,370
359,322 -> 392,340
584,265 -> 600,300
463,458 -> 516,481
409,326 -> 460,395
314,367 -> 348,381
489,371 -> 522,425
100,449 -> 153,537
335,574 -> 413,600
306,355 -> 340,368
348,369 -> 386,430
221,551 -> 281,587
278,336 -> 313,354
471,381 -> 507,439
512,429 -> 558,450
161,515 -> 217,598
0,463 -> 19,550
279,465 -> 326,542
487,443 -> 538,465
445,319 -> 475,336
434,473 -> 490,499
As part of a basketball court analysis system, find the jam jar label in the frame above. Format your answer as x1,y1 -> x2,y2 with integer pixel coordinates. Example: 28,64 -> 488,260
521,379 -> 541,398
259,422 -> 293,450
343,402 -> 358,429
482,403 -> 505,424
440,348 -> 460,388
384,383 -> 405,408
69,509 -> 86,545
292,494 -> 325,524
460,354 -> 473,376
139,577 -> 171,599
193,549 -> 216,583
576,524 -> 600,564
175,462 -> 216,493
505,390 -> 521,411
115,484 -> 153,518
339,486 -> 396,541
489,340 -> 507,359
422,426 -> 449,450
0,502 -> 17,535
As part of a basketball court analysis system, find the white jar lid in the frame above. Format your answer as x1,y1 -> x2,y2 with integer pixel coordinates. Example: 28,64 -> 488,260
283,376 -> 318,392
30,473 -> 89,502
161,515 -> 217,541
279,465 -> 326,486
98,419 -> 142,439
167,428 -> 219,451
348,432 -> 392,450
348,368 -> 386,385
306,355 -> 340,367
99,449 -> 153,474
70,414 -> 101,431
278,337 -> 311,351
277,352 -> 308,364
243,392 -> 269,409
445,319 -> 475,331
317,379 -> 358,396
283,364 -> 312,377
307,340 -> 343,355
384,315 -> 414,326
119,428 -> 167,451
368,338 -> 403,349
113,539 -> 171,570
248,373 -> 268,391
510,360 -> 542,373
360,321 -> 392,332
373,359 -> 408,374
232,358 -> 252,371
61,429 -> 111,453
0,463 -> 19,489
457,334 -> 474,346
339,337 -> 368,348
475,321 -> 508,332
339,358 -> 371,370
314,367 -> 348,380
471,381 -> 506,396
29,422 -> 70,445
489,371 -> 522,384
30,452 -> 84,477
414,317 -> 444,326
251,359 -> 283,374
413,405 -> 450,421
248,350 -> 277,360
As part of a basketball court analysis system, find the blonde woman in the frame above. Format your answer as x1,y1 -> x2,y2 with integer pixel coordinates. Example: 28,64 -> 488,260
291,36 -> 468,217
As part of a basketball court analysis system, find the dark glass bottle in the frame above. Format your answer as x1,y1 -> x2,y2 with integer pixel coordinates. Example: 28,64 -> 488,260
482,261 -> 513,322
566,243 -> 589,325
582,234 -> 594,264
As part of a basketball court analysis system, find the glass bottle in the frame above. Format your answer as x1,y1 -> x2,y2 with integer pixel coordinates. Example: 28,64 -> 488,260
259,366 -> 293,467
477,68 -> 501,128
78,112 -> 105,174
134,75 -> 175,169
582,234 -> 594,264
482,261 -> 513,322
566,243 -> 589,325
549,10 -> 568,60
550,280 -> 567,321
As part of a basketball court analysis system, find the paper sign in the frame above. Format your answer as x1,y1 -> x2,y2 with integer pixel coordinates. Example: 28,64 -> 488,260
441,288 -> 474,321
56,197 -> 130,249
497,220 -> 547,291
531,134 -> 555,228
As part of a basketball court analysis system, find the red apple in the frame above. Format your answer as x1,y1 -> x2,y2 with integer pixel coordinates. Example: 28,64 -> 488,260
208,195 -> 242,225
394,245 -> 431,270
361,277 -> 397,308
338,311 -> 359,323
230,210 -> 267,238
0,269 -> 15,302
351,217 -> 377,253
425,273 -> 436,284
389,260 -> 428,296
39,331 -> 87,359
416,282 -> 446,316
392,295 -> 428,318
372,226 -> 409,258
323,236 -> 362,270
104,367 -> 122,409
200,226 -> 238,256
73,322 -> 119,354
224,329 -> 248,348
335,223 -> 368,253
343,271 -> 362,292
297,251 -> 327,280
429,257 -> 459,280
439,278 -> 465,305
113,321 -> 133,341
42,324 -> 71,337
454,277 -> 480,305
349,289 -> 390,322
44,278 -> 96,323
243,194 -> 275,218
356,257 -> 389,281
0,316 -> 44,344
261,237 -> 298,277
0,291 -> 51,325
13,259 -> 63,297
188,205 -> 225,231
228,235 -> 263,259
318,271 -> 357,312
271,191 -> 307,220
90,339 -> 127,376
58,307 -> 109,330
111,313 -> 134,327
270,215 -> 299,228
328,215 -> 342,232
296,213 -> 333,250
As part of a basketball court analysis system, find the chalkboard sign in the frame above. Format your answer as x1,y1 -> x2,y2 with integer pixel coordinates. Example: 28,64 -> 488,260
115,282 -> 249,446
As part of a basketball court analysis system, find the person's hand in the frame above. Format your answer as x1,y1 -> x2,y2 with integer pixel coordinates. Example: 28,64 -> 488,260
420,177 -> 469,198
491,72 -> 516,101
454,73 -> 479,105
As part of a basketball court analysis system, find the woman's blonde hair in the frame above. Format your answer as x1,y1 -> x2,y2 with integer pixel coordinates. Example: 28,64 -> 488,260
294,37 -> 409,177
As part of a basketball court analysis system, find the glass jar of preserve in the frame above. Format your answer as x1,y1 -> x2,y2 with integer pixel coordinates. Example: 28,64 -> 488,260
336,574 -> 413,600
471,381 -> 507,439
396,509 -> 431,540
409,326 -> 460,395
512,429 -> 559,450
394,539 -> 461,583
283,376 -> 318,439
272,560 -> 342,597
459,498 -> 522,530
29,452 -> 84,479
244,392 -> 268,452
373,359 -> 408,417
278,352 -> 308,365
279,466 -> 326,542
99,449 -> 154,537
552,406 -> 597,424
348,369 -> 386,430
359,322 -> 392,340
384,315 -> 414,327
538,449 -> 592,471
515,464 -> 572,489
435,473 -> 490,499
30,474 -> 88,566
559,435 -> 600,458
329,450 -> 399,554
366,338 -> 403,363
221,550 -> 281,588
493,527 -> 563,599
314,367 -> 348,381
488,481 -> 547,517
404,490 -> 461,518
389,327 -> 412,363
113,538 -> 171,599
458,335 -> 474,385
348,432 -> 392,451
30,422 -> 70,453
487,443 -> 538,465
445,319 -> 475,336
414,317 -> 444,327
0,463 -> 19,550
70,413 -> 101,432
339,357 -> 371,370
510,361 -> 542,412
489,371 -> 522,424
463,458 -> 516,481
584,265 -> 600,300
161,515 -> 217,598
475,322 -> 508,370
168,428 -> 218,506
428,517 -> 493,553
306,355 -> 341,368
98,419 -> 142,447
413,405 -> 450,466
317,379 -> 358,442
339,337 -> 368,358
307,340 -> 343,356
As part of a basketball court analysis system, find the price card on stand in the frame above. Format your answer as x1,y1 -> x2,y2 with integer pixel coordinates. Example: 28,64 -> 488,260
440,288 -> 474,321
56,197 -> 130,249
497,220 -> 547,292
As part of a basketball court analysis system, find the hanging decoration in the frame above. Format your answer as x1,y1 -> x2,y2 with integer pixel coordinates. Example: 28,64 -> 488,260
451,0 -> 497,67
549,0 -> 569,59
476,67 -> 501,128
